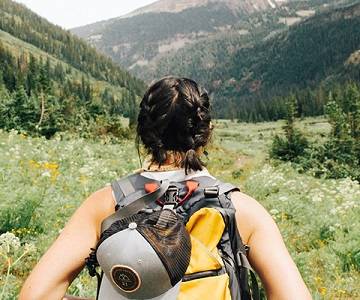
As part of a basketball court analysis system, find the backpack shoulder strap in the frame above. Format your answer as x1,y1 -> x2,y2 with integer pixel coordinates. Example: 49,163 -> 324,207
111,173 -> 138,210
218,182 -> 240,197
217,185 -> 260,300
102,175 -> 171,233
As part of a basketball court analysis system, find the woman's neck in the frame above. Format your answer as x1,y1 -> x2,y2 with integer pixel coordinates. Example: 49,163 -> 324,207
145,153 -> 183,172
146,162 -> 183,172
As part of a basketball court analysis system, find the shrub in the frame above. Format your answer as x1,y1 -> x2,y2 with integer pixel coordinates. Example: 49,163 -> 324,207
270,95 -> 308,161
297,83 -> 360,180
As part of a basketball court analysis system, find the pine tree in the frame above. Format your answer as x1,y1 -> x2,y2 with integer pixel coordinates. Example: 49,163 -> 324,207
0,83 -> 13,129
39,59 -> 52,94
128,91 -> 138,128
26,54 -> 39,94
12,84 -> 29,130
324,83 -> 360,162
270,94 -> 308,161
54,62 -> 65,82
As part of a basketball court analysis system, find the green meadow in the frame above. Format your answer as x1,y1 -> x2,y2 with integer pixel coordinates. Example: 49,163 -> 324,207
0,117 -> 359,299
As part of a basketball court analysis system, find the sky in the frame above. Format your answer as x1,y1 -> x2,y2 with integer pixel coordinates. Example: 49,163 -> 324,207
14,0 -> 158,29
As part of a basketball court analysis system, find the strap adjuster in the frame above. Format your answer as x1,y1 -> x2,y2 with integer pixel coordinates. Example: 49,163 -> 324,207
236,250 -> 253,271
204,186 -> 219,198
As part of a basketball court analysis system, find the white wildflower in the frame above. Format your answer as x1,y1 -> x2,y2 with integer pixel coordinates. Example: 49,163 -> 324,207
41,171 -> 51,177
279,196 -> 288,202
312,194 -> 323,202
24,243 -> 36,253
0,232 -> 21,253
270,209 -> 280,215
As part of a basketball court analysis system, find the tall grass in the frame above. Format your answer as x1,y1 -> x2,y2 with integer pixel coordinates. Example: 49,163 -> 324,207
0,118 -> 359,299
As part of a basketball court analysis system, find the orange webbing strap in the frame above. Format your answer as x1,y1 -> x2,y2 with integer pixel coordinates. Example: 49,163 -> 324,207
177,180 -> 199,205
144,182 -> 159,193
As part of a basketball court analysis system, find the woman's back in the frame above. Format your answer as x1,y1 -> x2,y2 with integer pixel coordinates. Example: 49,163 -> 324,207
19,77 -> 312,300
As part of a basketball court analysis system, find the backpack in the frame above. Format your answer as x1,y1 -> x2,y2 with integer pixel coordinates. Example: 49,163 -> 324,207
86,172 -> 260,300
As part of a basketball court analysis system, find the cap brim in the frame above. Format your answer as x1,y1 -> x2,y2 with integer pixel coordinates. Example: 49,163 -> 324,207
98,275 -> 181,300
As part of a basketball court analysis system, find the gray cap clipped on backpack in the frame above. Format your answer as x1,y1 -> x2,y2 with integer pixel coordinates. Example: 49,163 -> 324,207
96,207 -> 191,300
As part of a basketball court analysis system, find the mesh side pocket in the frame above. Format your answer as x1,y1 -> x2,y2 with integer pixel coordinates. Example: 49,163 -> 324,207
137,209 -> 191,286
97,209 -> 191,287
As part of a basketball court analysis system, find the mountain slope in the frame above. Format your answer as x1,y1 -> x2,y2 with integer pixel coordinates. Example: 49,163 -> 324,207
71,0 -> 286,70
72,3 -> 241,69
122,0 -> 275,18
144,1 -> 360,119
0,0 -> 146,137
71,0 -> 351,75
0,0 -> 144,95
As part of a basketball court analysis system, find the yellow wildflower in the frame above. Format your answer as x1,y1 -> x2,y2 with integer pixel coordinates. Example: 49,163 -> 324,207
318,287 -> 326,296
28,160 -> 41,169
42,162 -> 59,171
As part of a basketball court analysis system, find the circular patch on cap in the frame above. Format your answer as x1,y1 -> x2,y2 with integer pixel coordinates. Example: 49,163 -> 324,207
110,265 -> 141,293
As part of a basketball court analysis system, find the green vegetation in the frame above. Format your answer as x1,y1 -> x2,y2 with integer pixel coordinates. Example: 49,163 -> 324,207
0,117 -> 359,299
271,82 -> 360,181
72,0 -> 360,123
0,0 -> 145,138
270,95 -> 309,161
0,1 -> 359,299
0,0 -> 144,94
0,42 -> 136,138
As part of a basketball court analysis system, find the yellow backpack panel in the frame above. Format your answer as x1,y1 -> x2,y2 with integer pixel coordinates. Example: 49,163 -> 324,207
178,207 -> 231,300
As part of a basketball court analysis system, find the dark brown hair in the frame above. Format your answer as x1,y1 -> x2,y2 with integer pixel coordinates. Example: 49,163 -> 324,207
136,76 -> 212,174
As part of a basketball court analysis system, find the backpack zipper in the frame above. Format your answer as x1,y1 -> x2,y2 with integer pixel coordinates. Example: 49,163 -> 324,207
181,242 -> 229,282
182,267 -> 226,282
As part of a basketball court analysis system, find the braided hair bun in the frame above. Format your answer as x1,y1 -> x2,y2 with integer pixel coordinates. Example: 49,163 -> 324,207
137,77 -> 212,174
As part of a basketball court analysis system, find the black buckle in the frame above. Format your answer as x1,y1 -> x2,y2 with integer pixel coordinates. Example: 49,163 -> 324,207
204,186 -> 219,198
163,185 -> 179,208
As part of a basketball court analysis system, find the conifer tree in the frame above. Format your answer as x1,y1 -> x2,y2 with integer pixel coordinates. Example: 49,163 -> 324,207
26,54 -> 39,94
0,82 -> 13,129
270,94 -> 308,161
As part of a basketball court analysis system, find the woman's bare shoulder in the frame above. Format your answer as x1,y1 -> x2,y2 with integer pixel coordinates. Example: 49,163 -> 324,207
88,184 -> 114,203
85,186 -> 115,212
229,191 -> 274,245
84,185 -> 115,220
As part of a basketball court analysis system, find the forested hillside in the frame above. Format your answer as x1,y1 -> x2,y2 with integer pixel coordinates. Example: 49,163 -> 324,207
73,0 -> 349,72
72,2 -> 252,69
72,0 -> 359,122
151,2 -> 360,120
0,0 -> 145,138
